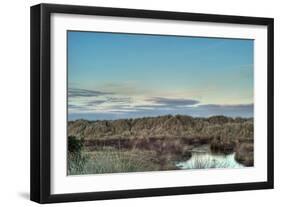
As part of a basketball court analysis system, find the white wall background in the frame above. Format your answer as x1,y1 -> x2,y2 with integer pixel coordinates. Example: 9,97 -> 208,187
0,0 -> 279,206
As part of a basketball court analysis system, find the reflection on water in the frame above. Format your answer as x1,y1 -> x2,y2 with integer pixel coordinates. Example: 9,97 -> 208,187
176,145 -> 244,170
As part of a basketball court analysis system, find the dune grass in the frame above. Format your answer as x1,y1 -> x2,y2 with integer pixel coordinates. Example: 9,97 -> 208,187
68,148 -> 161,175
67,135 -> 161,175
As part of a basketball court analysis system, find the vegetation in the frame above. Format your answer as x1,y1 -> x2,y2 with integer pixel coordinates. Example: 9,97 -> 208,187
67,136 -> 89,175
81,149 -> 160,174
235,142 -> 254,166
68,115 -> 253,141
68,144 -> 176,175
67,115 -> 254,175
210,136 -> 235,154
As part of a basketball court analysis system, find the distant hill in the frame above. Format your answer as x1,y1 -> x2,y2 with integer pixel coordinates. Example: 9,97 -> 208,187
68,115 -> 253,141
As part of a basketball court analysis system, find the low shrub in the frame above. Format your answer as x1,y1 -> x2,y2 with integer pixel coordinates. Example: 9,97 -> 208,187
67,136 -> 89,175
235,143 -> 254,166
210,136 -> 235,154
83,150 -> 158,174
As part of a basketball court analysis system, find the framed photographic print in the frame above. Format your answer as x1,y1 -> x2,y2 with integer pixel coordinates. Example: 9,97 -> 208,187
30,3 -> 274,203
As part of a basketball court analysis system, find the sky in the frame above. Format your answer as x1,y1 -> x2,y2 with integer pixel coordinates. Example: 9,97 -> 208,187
68,31 -> 254,120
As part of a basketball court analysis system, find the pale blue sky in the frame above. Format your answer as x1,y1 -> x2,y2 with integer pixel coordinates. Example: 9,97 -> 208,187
68,31 -> 254,120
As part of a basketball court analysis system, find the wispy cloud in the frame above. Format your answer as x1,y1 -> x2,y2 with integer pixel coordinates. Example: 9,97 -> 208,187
68,88 -> 113,98
68,103 -> 254,121
147,97 -> 199,107
68,88 -> 253,120
100,82 -> 150,96
68,88 -> 132,114
107,97 -> 132,103
199,103 -> 253,109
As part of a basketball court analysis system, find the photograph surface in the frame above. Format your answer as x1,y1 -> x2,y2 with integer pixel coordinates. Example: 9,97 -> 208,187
67,31 -> 254,175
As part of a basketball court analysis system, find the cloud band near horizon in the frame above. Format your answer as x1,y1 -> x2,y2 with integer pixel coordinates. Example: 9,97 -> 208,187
68,88 -> 253,121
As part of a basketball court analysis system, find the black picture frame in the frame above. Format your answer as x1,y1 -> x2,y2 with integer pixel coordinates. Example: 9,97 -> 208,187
30,3 -> 274,204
